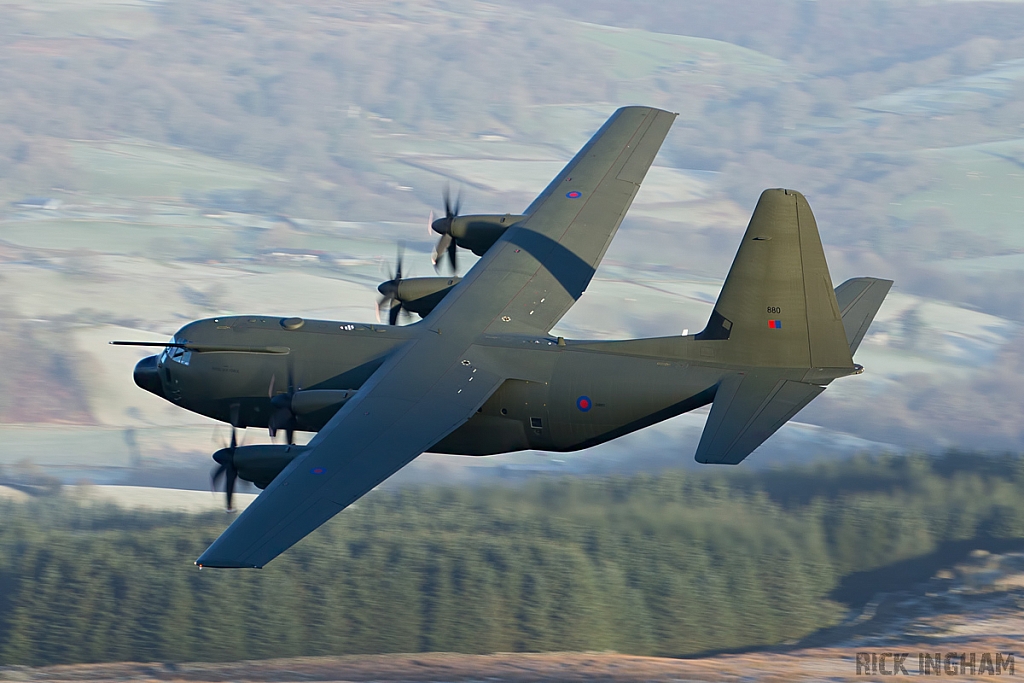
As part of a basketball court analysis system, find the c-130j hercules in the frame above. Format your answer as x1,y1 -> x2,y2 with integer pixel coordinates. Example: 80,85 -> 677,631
114,106 -> 891,569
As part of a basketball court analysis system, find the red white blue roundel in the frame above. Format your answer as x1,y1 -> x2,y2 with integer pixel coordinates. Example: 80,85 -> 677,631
566,190 -> 582,199
577,395 -> 592,412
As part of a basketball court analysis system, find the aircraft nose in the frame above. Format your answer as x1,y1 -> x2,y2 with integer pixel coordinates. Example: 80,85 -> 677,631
133,355 -> 164,397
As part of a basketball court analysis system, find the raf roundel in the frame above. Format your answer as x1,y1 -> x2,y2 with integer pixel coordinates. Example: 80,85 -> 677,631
310,467 -> 326,475
566,190 -> 582,199
576,395 -> 592,412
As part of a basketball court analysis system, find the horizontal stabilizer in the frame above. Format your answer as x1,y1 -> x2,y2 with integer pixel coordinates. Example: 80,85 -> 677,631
834,277 -> 893,355
695,372 -> 824,465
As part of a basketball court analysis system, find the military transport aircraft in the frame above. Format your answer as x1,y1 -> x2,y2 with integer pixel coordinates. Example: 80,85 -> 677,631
113,106 -> 891,568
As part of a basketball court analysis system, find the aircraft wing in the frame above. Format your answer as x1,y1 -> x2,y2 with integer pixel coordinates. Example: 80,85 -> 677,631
196,106 -> 676,568
197,336 -> 505,568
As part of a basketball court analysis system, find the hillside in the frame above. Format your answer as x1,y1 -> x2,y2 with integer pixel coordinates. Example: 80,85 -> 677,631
4,0 -> 1024,483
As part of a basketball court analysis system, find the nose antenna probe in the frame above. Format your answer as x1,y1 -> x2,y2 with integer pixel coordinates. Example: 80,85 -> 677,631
110,341 -> 291,354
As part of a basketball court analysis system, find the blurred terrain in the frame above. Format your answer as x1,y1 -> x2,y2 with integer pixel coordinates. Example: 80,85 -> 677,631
2,0 -> 1024,484
5,543 -> 1024,683
4,453 -> 1024,676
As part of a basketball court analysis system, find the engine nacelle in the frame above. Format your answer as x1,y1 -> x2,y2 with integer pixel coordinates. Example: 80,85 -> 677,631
231,444 -> 309,489
387,276 -> 461,318
451,214 -> 524,256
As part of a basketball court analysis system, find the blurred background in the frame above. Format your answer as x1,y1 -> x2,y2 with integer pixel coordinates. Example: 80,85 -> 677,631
4,0 -> 1024,674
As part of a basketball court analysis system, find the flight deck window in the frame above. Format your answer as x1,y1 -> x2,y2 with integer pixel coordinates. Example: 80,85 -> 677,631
168,343 -> 191,366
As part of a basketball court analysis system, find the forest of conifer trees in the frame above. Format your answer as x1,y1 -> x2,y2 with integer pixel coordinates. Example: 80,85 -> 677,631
2,452 -> 1024,666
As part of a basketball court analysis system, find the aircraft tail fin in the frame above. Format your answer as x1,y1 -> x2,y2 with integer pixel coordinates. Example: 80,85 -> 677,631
692,189 -> 883,465
695,371 -> 824,465
834,277 -> 892,355
696,188 -> 853,370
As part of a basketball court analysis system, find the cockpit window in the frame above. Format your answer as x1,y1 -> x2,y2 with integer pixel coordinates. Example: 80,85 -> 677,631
168,339 -> 192,366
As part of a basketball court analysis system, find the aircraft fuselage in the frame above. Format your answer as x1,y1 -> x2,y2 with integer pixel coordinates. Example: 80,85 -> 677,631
137,315 -> 734,455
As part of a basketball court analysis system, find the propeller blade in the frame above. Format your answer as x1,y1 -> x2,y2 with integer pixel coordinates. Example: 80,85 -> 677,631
267,359 -> 301,443
447,234 -> 457,271
211,428 -> 239,511
389,302 -> 402,326
211,463 -> 226,490
225,467 -> 236,511
433,233 -> 452,269
427,209 -> 434,236
431,186 -> 461,272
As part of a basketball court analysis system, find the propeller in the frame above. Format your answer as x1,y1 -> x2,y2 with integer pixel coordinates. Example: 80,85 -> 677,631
211,428 -> 239,512
376,244 -> 410,325
268,364 -> 299,445
430,186 -> 460,273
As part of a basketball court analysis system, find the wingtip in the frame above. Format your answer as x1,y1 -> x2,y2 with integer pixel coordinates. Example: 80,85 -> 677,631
195,556 -> 263,569
612,104 -> 678,117
196,544 -> 263,569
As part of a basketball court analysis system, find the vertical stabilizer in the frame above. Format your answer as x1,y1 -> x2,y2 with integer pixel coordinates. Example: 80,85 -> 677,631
697,189 -> 853,370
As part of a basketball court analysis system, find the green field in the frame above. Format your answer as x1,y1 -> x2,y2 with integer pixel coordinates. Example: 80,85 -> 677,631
575,22 -> 786,82
0,0 -> 159,39
68,140 -> 281,200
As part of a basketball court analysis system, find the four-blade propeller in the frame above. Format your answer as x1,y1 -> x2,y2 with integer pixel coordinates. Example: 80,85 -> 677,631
211,428 -> 239,511
430,186 -> 460,273
377,245 -> 409,325
268,367 -> 299,445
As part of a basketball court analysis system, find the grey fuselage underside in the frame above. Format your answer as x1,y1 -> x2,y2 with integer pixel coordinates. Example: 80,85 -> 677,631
157,316 -> 784,456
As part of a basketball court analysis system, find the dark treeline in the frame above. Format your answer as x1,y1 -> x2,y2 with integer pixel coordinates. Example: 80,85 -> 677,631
2,452 -> 1023,666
